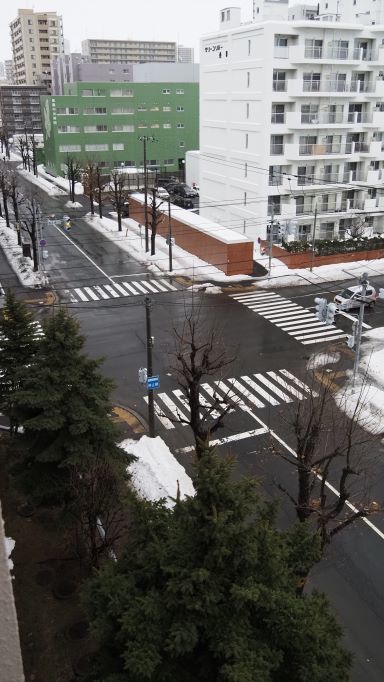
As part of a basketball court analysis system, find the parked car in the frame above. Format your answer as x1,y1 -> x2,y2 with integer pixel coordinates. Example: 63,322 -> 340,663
157,176 -> 178,187
173,183 -> 198,198
334,284 -> 377,310
164,181 -> 181,194
172,196 -> 194,210
156,186 -> 170,200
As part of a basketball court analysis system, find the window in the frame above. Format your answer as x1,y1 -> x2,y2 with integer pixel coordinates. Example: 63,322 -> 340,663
85,144 -> 109,151
301,104 -> 319,124
163,106 -> 171,112
59,144 -> 81,152
304,39 -> 323,59
246,102 -> 250,118
269,165 -> 283,186
110,88 -> 133,97
245,162 -> 248,178
162,88 -> 171,94
164,158 -> 174,165
247,71 -> 250,87
58,125 -> 81,133
84,107 -> 107,115
245,133 -> 249,149
176,88 -> 184,95
82,88 -> 105,97
137,105 -> 147,111
268,196 -> 281,216
111,107 -> 134,114
248,39 -> 251,56
176,106 -> 184,112
244,191 -> 247,205
112,124 -> 134,132
84,125 -> 108,132
150,105 -> 159,111
113,143 -> 124,150
179,141 -> 185,147
297,165 -> 315,185
273,70 -> 286,92
163,123 -> 171,129
271,104 -> 285,124
151,123 -> 160,128
56,107 -> 79,115
177,123 -> 184,128
270,135 -> 284,155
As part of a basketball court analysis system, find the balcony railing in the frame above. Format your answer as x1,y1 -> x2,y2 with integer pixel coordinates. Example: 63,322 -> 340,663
302,79 -> 374,93
299,143 -> 353,156
273,46 -> 289,59
270,144 -> 284,155
272,80 -> 287,92
301,112 -> 344,124
271,113 -> 285,124
298,46 -> 375,61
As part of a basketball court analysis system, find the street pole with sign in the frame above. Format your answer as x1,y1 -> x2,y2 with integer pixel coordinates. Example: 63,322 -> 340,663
352,272 -> 369,387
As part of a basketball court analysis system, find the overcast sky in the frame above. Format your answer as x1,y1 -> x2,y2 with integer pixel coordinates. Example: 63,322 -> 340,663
0,0 -> 254,62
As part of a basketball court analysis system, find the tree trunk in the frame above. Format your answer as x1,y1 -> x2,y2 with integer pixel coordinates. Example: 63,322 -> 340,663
296,463 -> 312,522
2,190 -> 10,227
90,190 -> 94,215
98,188 -> 103,218
117,208 -> 122,232
31,222 -> 39,272
0,199 -> 3,217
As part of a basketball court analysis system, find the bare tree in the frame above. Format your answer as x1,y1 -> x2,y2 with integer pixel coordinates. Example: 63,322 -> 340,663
16,137 -> 28,171
28,133 -> 38,176
8,171 -> 23,245
274,367 -> 382,553
68,454 -> 128,567
19,196 -> 40,271
64,155 -> 82,203
95,164 -> 104,219
109,170 -> 130,232
0,124 -> 10,160
0,164 -> 10,227
171,305 -> 235,458
150,188 -> 165,256
83,159 -> 98,216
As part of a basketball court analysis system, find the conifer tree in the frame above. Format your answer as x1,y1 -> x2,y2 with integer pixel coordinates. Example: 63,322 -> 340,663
83,449 -> 352,682
16,309 -> 124,502
0,289 -> 39,434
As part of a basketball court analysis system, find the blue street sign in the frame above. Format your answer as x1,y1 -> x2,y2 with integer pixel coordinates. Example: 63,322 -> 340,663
147,375 -> 160,390
39,238 -> 47,247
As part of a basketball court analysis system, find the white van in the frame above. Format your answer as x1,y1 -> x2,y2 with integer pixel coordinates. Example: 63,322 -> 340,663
334,285 -> 377,310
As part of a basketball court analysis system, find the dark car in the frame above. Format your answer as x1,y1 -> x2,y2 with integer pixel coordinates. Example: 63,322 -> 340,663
172,196 -> 194,210
173,183 -> 198,198
164,181 -> 181,193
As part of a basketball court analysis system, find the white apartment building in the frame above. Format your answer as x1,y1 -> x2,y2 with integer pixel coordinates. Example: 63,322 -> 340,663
81,39 -> 178,64
200,0 -> 384,243
10,9 -> 64,94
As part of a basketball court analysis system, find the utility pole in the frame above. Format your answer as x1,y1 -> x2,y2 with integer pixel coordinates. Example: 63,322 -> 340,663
145,296 -> 155,437
352,272 -> 369,387
167,197 -> 173,272
310,205 -> 318,273
139,135 -> 157,253
268,209 -> 274,277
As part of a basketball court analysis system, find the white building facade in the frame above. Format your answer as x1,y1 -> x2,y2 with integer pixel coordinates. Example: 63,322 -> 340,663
200,1 -> 384,243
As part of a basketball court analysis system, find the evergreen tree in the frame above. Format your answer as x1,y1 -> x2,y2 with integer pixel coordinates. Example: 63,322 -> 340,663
83,449 -> 352,682
16,309 -> 124,502
0,289 -> 39,434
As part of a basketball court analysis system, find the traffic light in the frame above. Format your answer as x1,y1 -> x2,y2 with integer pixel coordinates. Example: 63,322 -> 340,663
325,302 -> 337,325
314,297 -> 327,322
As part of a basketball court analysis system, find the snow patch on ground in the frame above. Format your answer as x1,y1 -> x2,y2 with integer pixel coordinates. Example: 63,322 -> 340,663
83,213 -> 254,283
121,435 -> 194,507
37,165 -> 83,195
307,352 -> 340,370
0,218 -> 47,287
18,167 -> 65,196
4,536 -> 15,571
188,283 -> 223,294
335,327 -> 384,436
65,200 -> 83,209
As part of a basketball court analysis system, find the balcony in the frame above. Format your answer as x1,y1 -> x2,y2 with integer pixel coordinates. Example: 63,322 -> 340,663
273,46 -> 289,59
271,113 -> 285,124
298,143 -> 353,156
302,79 -> 374,94
272,80 -> 287,92
270,144 -> 284,156
290,45 -> 376,63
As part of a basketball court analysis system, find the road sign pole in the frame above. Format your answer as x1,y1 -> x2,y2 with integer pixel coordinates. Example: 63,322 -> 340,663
352,273 -> 368,388
145,296 -> 155,437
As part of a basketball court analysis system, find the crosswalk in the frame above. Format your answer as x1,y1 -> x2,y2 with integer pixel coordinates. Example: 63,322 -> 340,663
230,291 -> 347,346
144,369 -> 318,430
65,278 -> 178,303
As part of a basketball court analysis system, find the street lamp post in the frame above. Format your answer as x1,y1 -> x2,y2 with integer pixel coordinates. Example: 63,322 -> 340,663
138,136 -> 157,253
352,271 -> 369,387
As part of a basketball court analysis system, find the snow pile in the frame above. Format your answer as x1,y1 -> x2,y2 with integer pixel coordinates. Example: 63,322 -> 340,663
18,167 -> 64,196
121,435 -> 194,508
307,352 -> 340,370
65,200 -> 83,209
4,536 -> 15,571
335,327 -> 384,436
0,219 -> 47,287
83,213 -> 253,283
38,165 -> 83,195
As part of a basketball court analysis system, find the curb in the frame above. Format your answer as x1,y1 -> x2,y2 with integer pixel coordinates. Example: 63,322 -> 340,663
112,403 -> 148,435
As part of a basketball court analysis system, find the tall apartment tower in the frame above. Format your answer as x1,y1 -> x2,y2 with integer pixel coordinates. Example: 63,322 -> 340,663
200,2 -> 384,242
10,9 -> 64,93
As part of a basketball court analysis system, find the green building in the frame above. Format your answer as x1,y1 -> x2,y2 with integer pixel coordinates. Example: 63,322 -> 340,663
41,78 -> 199,177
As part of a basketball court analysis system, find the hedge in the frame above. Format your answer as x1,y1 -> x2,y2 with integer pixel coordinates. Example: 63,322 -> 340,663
282,235 -> 384,255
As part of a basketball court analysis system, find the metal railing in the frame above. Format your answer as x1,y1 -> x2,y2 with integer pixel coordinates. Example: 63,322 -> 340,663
271,113 -> 285,124
299,143 -> 353,156
302,79 -> 374,93
270,144 -> 284,155
272,80 -> 287,92
301,46 -> 375,61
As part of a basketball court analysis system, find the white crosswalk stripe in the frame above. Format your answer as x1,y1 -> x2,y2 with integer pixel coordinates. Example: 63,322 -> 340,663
65,279 -> 179,302
230,291 -> 347,345
146,369 -> 317,430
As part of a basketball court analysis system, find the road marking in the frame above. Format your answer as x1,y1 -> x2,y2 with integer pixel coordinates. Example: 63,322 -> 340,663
74,288 -> 88,302
336,309 -> 372,329
176,427 -> 268,453
66,278 -> 177,302
83,286 -> 99,301
52,222 -> 114,283
93,286 -> 109,300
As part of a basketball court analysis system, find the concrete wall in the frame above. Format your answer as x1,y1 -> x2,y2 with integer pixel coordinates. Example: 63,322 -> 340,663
0,500 -> 24,682
185,150 -> 200,187
132,63 -> 199,83
129,197 -> 254,275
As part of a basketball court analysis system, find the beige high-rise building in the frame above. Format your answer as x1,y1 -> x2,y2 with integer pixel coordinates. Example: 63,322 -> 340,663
10,9 -> 64,93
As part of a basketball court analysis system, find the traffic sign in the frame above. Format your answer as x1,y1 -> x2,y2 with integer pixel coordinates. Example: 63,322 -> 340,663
147,375 -> 160,390
39,238 -> 46,247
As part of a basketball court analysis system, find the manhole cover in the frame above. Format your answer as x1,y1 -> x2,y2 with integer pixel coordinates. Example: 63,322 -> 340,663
17,503 -> 35,518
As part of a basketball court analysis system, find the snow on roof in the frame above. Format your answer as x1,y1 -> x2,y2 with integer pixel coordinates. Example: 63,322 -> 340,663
131,193 -> 252,245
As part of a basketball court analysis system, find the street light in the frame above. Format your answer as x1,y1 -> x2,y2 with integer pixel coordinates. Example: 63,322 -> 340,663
138,135 -> 157,252
352,272 -> 369,387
